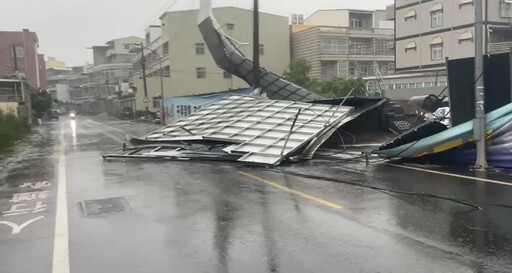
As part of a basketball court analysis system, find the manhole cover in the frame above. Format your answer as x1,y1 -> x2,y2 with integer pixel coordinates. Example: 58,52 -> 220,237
79,197 -> 130,217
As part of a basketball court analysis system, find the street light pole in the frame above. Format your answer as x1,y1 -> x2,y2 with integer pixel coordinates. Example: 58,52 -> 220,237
140,42 -> 149,113
474,0 -> 488,169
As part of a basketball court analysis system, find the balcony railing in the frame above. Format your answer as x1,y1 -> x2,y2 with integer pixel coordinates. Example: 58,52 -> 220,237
489,42 -> 512,54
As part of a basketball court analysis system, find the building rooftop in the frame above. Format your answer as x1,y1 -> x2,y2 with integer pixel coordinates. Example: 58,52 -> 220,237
159,6 -> 287,20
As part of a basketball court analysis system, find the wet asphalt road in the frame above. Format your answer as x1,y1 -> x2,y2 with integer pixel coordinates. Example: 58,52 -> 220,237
1,115 -> 512,273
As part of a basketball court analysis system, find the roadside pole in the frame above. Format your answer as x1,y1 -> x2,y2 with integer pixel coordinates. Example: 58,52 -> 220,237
474,0 -> 488,169
252,0 -> 260,90
158,54 -> 165,125
140,42 -> 149,113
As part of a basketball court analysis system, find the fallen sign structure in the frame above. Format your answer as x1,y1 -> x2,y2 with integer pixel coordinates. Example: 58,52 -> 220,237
374,102 -> 512,169
104,96 -> 355,166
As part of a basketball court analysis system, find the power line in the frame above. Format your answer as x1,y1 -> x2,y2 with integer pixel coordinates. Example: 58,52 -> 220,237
142,0 -> 181,31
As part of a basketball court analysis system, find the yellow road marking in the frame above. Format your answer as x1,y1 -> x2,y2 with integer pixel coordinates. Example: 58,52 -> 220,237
238,171 -> 343,209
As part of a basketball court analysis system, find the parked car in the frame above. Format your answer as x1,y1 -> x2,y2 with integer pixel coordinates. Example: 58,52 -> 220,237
119,107 -> 134,120
49,110 -> 60,121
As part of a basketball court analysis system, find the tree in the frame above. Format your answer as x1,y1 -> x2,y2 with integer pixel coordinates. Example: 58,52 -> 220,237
283,58 -> 312,87
31,90 -> 53,118
310,78 -> 366,98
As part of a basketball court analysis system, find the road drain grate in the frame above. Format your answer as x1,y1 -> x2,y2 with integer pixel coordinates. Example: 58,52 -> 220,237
79,197 -> 130,217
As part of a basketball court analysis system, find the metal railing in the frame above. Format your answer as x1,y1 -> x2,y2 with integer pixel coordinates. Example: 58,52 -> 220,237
489,42 -> 512,54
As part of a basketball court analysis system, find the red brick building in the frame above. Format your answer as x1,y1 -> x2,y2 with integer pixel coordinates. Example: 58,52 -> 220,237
0,29 -> 47,89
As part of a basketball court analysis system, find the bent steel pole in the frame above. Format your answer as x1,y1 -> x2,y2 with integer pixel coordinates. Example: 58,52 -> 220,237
474,0 -> 488,169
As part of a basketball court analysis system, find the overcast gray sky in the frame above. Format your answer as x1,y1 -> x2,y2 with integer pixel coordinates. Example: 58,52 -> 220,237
0,0 -> 393,66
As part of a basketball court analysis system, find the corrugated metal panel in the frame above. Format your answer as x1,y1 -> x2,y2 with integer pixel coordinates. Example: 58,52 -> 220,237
143,96 -> 353,165
198,0 -> 324,102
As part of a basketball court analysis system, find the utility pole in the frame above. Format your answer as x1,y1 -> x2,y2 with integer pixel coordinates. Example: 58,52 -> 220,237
140,42 -> 149,112
252,0 -> 260,89
474,0 -> 487,169
106,70 -> 111,96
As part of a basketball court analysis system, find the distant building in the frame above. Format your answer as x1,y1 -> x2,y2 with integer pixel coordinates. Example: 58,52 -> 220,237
291,9 -> 395,81
46,66 -> 90,103
391,0 -> 512,73
46,57 -> 67,69
0,29 -> 47,89
132,7 -> 291,112
87,36 -> 144,100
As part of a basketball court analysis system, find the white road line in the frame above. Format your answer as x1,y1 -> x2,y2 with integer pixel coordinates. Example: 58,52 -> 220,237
81,119 -> 126,142
384,163 -> 512,186
53,129 -> 70,273
86,119 -> 131,135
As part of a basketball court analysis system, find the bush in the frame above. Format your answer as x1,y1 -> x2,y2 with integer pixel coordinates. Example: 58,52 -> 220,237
135,110 -> 155,119
0,110 -> 30,150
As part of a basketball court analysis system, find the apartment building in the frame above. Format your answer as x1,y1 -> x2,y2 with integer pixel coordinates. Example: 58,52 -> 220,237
47,66 -> 90,103
132,7 -> 290,112
87,36 -> 144,99
0,29 -> 47,89
393,0 -> 512,73
291,9 -> 395,81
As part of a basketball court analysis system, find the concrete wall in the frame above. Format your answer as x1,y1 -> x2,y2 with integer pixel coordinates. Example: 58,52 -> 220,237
108,37 -> 145,56
305,10 -> 350,27
0,102 -> 18,116
133,7 -> 291,110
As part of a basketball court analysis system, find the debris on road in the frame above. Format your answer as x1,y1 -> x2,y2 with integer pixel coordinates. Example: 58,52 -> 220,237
104,96 -> 358,166
375,103 -> 512,169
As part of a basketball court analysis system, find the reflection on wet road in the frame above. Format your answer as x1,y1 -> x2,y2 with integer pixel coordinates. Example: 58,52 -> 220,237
1,115 -> 512,273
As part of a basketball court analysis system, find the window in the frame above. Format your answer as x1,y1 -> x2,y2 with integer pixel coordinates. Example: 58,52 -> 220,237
195,43 -> 205,55
226,23 -> 235,30
350,18 -> 362,28
223,72 -> 232,79
321,38 -> 348,54
259,44 -> 264,55
196,67 -> 206,79
431,3 -> 444,27
162,42 -> 169,57
501,0 -> 512,18
124,44 -> 131,50
349,67 -> 357,78
162,66 -> 170,77
431,36 -> 443,60
152,97 -> 161,108
431,44 -> 443,60
405,9 -> 417,21
358,66 -> 368,77
349,41 -> 362,54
